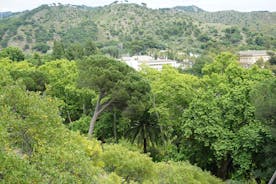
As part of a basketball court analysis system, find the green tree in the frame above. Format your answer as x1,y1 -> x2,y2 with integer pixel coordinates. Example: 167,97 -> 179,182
223,27 -> 242,45
142,66 -> 200,148
101,144 -> 154,183
39,59 -> 94,122
33,43 -> 50,53
9,61 -> 47,91
185,55 -> 213,76
52,41 -> 65,59
250,78 -> 276,181
77,55 -> 150,136
83,40 -> 98,56
180,53 -> 273,180
0,47 -> 24,61
265,51 -> 276,73
125,106 -> 161,153
65,43 -> 84,60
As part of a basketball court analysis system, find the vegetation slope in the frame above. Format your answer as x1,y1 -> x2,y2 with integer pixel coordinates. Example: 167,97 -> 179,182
0,3 -> 275,56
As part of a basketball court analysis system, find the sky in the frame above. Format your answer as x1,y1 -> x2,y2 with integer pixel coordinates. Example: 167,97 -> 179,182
1,0 -> 276,12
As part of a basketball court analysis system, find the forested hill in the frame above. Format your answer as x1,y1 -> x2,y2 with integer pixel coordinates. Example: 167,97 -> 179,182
171,5 -> 205,13
0,12 -> 14,19
0,3 -> 275,55
181,10 -> 276,37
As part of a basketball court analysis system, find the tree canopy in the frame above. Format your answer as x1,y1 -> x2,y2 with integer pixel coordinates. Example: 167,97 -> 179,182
77,55 -> 151,136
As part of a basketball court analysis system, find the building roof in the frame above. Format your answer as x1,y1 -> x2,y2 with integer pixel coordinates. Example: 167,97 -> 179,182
239,50 -> 268,56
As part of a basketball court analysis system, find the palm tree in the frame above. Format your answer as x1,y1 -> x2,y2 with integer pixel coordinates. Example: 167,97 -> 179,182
125,107 -> 161,153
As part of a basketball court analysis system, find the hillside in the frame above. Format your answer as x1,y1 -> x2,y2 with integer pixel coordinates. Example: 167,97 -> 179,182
0,3 -> 275,56
0,12 -> 14,19
172,5 -> 205,13
182,10 -> 276,37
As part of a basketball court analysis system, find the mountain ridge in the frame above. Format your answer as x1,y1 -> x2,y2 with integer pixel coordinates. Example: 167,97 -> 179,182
0,3 -> 275,56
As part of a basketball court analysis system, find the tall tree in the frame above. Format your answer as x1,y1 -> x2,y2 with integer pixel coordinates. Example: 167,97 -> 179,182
52,41 -> 65,59
77,55 -> 150,136
123,92 -> 162,153
250,78 -> 276,181
180,53 -> 273,180
141,66 -> 200,147
39,59 -> 94,122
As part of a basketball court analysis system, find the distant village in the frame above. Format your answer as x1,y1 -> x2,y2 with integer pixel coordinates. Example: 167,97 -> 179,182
121,50 -> 271,71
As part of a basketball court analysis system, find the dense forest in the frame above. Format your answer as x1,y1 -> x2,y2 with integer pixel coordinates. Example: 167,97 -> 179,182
0,43 -> 275,183
0,2 -> 276,184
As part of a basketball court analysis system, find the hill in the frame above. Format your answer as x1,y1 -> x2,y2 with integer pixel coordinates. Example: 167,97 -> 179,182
172,5 -> 205,13
182,10 -> 276,37
0,3 -> 275,56
0,12 -> 14,19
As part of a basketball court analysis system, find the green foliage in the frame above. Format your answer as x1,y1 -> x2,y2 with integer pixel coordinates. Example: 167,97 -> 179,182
69,115 -> 90,134
33,43 -> 50,53
1,4 -> 275,55
0,80 -> 222,183
0,151 -> 42,183
52,40 -> 98,60
184,55 -> 213,76
52,41 -> 65,59
223,27 -> 242,45
251,78 -> 276,123
202,52 -> 238,74
250,78 -> 276,181
102,144 -> 154,183
155,161 -> 222,184
77,54 -> 151,135
0,47 -> 24,61
180,53 -> 273,180
0,58 -> 14,86
125,106 -> 162,153
9,61 -> 47,91
142,66 -> 201,146
77,55 -> 133,94
39,59 -> 95,122
61,21 -> 98,43
0,85 -> 109,183
34,27 -> 53,43
265,52 -> 276,73
1,39 -> 275,183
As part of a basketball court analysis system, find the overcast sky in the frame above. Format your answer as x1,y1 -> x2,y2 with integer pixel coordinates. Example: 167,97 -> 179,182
1,0 -> 276,12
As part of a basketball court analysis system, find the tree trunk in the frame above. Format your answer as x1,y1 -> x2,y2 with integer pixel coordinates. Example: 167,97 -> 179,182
67,111 -> 72,123
82,103 -> 86,115
143,137 -> 147,153
88,110 -> 99,136
268,170 -> 276,184
88,93 -> 101,137
143,124 -> 147,153
88,92 -> 113,137
217,157 -> 231,179
113,108 -> 117,143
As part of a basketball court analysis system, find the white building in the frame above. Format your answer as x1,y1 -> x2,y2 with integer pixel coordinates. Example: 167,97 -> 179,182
121,55 -> 181,71
239,50 -> 270,68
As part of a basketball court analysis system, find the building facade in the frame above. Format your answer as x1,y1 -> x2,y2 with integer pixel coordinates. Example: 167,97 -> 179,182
121,55 -> 181,71
239,50 -> 270,68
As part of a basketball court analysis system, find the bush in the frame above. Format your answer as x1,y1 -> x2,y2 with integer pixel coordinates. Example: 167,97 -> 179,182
155,162 -> 222,184
33,43 -> 50,53
0,47 -> 24,61
101,144 -> 154,183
